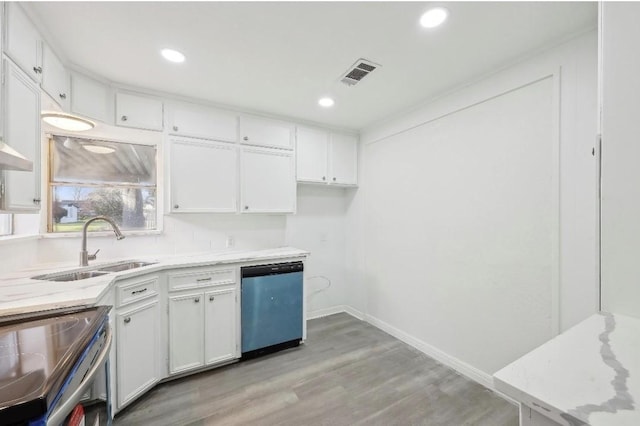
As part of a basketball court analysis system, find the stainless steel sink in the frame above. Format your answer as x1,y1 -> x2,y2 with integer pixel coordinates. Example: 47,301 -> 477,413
97,261 -> 156,273
33,271 -> 110,282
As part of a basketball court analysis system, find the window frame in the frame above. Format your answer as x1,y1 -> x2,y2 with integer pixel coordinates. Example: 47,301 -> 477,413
46,134 -> 161,235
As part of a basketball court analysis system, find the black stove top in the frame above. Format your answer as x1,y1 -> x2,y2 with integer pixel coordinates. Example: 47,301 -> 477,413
0,306 -> 110,425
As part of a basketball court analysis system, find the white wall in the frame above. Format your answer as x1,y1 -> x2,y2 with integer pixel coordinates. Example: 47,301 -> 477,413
285,185 -> 352,317
348,30 -> 597,384
600,3 -> 640,319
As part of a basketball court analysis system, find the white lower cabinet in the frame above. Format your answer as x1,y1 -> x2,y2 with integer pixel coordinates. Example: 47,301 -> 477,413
169,292 -> 205,374
204,288 -> 237,364
168,266 -> 239,375
116,299 -> 160,409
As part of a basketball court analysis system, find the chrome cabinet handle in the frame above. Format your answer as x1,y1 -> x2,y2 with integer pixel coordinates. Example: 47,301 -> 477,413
173,125 -> 178,131
59,93 -> 67,100
333,177 -> 337,182
244,205 -> 249,210
131,288 -> 148,295
243,136 -> 249,141
194,297 -> 200,303
124,317 -> 131,324
33,66 -> 42,74
197,277 -> 212,282
33,198 -> 41,204
209,295 -> 215,301
174,204 -> 179,209
121,115 -> 128,122
322,176 -> 326,181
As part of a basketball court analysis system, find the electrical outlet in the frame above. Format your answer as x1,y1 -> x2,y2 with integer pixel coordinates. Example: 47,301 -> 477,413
226,236 -> 235,248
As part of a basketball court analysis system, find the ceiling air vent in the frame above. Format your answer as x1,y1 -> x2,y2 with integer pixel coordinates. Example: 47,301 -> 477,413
340,58 -> 380,86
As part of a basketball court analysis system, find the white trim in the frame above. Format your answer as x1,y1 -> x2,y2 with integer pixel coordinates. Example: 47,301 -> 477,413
306,304 -> 365,320
550,68 -> 562,337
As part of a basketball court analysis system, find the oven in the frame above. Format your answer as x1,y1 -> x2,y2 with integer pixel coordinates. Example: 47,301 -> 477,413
0,306 -> 112,426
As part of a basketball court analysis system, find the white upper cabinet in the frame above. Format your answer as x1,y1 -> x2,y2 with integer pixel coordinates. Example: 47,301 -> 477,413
240,116 -> 293,150
116,92 -> 163,131
3,3 -> 42,82
1,59 -> 41,212
296,127 -> 358,186
296,127 -> 329,183
41,43 -> 69,110
329,133 -> 358,185
170,138 -> 238,213
240,146 -> 296,213
70,73 -> 111,123
167,102 -> 237,142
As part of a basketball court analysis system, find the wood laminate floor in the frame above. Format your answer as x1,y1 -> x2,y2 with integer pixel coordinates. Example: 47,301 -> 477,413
114,313 -> 518,426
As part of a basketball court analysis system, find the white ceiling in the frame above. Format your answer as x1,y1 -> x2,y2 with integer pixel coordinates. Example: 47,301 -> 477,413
28,2 -> 597,131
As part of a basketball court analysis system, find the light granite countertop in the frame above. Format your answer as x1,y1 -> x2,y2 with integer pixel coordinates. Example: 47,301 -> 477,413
0,247 -> 308,317
494,312 -> 640,426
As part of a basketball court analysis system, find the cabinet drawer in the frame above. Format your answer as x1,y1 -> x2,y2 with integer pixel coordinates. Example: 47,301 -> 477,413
117,276 -> 159,307
168,268 -> 235,292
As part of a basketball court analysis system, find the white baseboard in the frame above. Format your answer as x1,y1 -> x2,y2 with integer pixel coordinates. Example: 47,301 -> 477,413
305,305 -> 505,397
307,304 -> 366,320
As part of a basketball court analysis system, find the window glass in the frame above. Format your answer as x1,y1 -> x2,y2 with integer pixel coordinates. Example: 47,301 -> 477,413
49,136 -> 157,233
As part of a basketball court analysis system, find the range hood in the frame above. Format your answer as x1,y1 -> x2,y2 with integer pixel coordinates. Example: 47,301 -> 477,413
0,141 -> 33,171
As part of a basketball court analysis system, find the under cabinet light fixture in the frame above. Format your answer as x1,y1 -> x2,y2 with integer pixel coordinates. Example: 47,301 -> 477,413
41,112 -> 95,132
82,144 -> 116,154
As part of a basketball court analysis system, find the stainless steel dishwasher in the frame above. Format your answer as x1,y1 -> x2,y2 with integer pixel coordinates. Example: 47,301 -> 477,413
241,261 -> 303,359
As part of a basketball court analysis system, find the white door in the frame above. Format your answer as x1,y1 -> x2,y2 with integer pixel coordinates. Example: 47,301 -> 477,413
240,116 -> 293,149
4,3 -> 42,82
329,134 -> 358,185
240,147 -> 296,213
296,127 -> 329,183
116,92 -> 163,131
2,59 -> 41,211
169,293 -> 204,374
116,300 -> 160,409
204,288 -> 237,365
170,138 -> 238,213
41,43 -> 70,110
168,102 -> 237,142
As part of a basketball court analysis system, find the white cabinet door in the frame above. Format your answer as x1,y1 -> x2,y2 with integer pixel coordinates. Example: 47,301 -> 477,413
70,73 -> 111,123
169,293 -> 204,374
240,146 -> 296,213
329,133 -> 358,185
170,138 -> 238,213
204,288 -> 237,365
116,92 -> 163,131
2,59 -> 41,212
168,102 -> 237,142
4,3 -> 42,82
41,43 -> 69,110
116,300 -> 160,409
240,116 -> 293,149
296,127 -> 329,183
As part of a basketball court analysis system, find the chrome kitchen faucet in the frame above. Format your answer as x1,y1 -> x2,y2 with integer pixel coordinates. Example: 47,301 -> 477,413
79,216 -> 125,266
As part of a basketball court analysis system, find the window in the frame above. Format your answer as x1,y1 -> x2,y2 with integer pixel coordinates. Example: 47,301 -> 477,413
49,136 -> 157,233
0,214 -> 12,236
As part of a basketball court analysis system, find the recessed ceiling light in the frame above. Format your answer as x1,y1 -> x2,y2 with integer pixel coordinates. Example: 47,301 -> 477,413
420,7 -> 449,29
318,97 -> 335,108
41,112 -> 95,131
161,48 -> 185,63
82,144 -> 116,154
